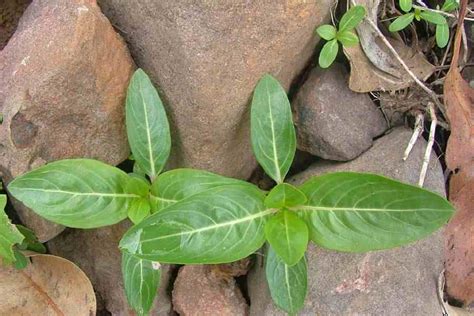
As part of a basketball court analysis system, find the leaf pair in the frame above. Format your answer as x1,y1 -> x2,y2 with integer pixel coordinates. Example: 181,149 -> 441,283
316,5 -> 366,68
390,0 -> 456,48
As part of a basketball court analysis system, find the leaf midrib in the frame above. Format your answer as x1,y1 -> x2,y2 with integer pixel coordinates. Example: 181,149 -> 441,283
292,205 -> 451,213
137,78 -> 156,178
265,79 -> 282,183
13,188 -> 140,198
141,208 -> 276,243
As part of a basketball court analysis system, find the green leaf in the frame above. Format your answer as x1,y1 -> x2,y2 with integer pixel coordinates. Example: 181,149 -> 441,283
414,8 -> 422,21
13,250 -> 28,269
266,246 -> 307,314
338,5 -> 366,32
389,13 -> 415,32
120,184 -> 271,264
400,0 -> 413,13
295,172 -> 455,252
316,24 -> 337,40
436,23 -> 450,48
264,183 -> 307,208
420,10 -> 447,25
264,210 -> 308,266
441,0 -> 458,12
16,225 -> 46,253
150,168 -> 249,212
0,195 -> 24,264
128,199 -> 151,224
126,69 -> 171,180
318,39 -> 339,68
122,252 -> 161,316
336,30 -> 359,47
251,75 -> 296,183
8,159 -> 141,228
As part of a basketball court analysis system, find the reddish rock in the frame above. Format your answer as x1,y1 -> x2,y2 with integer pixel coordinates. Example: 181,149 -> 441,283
0,0 -> 134,241
173,265 -> 248,316
48,221 -> 173,315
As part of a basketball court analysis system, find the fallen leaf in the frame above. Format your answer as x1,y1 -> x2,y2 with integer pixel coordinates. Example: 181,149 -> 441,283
344,0 -> 435,92
443,0 -> 474,307
0,254 -> 96,315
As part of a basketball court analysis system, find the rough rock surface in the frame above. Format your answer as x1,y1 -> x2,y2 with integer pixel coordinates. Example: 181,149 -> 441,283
173,264 -> 248,316
48,221 -> 173,316
293,64 -> 387,161
98,0 -> 333,179
0,0 -> 133,241
248,127 -> 447,315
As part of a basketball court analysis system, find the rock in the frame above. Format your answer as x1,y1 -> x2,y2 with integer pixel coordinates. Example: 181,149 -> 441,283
98,0 -> 333,179
0,0 -> 31,49
172,265 -> 248,316
0,0 -> 133,241
48,221 -> 173,315
293,64 -> 387,161
248,127 -> 447,315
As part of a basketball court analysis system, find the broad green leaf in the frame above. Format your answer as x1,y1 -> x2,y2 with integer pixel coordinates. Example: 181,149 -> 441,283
295,172 -> 455,252
266,246 -> 307,314
8,159 -> 140,228
336,30 -> 359,47
436,23 -> 450,48
16,225 -> 46,253
316,24 -> 337,40
128,198 -> 151,224
122,252 -> 161,316
338,5 -> 366,32
126,69 -> 171,180
389,13 -> 415,32
400,0 -> 413,13
251,75 -> 296,184
264,210 -> 308,266
13,250 -> 28,269
120,184 -> 271,264
318,39 -> 339,68
420,10 -> 447,25
0,195 -> 24,264
150,168 -> 249,212
441,0 -> 458,12
264,183 -> 307,209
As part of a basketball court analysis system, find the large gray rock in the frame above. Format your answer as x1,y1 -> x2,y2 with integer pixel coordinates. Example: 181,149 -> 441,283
0,0 -> 133,241
248,127 -> 447,315
98,0 -> 333,179
293,64 -> 387,161
48,222 -> 173,316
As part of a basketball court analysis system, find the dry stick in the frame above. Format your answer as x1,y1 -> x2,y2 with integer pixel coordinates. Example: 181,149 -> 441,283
403,112 -> 424,160
363,17 -> 448,120
418,103 -> 437,187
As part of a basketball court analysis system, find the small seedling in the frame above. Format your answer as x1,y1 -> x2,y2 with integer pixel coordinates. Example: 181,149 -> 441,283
389,0 -> 458,48
8,70 -> 455,315
316,5 -> 366,68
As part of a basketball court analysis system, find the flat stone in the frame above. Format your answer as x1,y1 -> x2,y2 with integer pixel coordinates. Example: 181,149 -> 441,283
48,221 -> 173,315
0,0 -> 133,241
172,265 -> 248,316
98,0 -> 333,179
293,64 -> 387,161
248,127 -> 447,315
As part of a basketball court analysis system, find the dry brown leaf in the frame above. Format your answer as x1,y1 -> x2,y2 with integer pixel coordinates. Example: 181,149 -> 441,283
344,0 -> 435,92
0,254 -> 96,315
443,0 -> 474,307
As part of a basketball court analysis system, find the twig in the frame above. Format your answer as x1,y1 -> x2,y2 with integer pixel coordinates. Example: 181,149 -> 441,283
403,112 -> 424,160
363,17 -> 448,119
418,103 -> 437,187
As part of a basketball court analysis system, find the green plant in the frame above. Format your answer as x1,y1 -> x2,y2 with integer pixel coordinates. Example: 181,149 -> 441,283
316,5 -> 366,68
389,0 -> 458,48
0,193 -> 46,269
7,70 -> 454,315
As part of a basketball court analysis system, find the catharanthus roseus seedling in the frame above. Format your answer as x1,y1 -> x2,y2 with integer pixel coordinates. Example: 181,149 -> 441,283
316,5 -> 366,68
389,0 -> 457,48
8,70 -> 455,315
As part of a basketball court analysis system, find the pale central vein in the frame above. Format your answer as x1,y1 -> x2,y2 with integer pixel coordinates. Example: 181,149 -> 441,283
138,79 -> 156,177
266,81 -> 281,183
16,188 -> 140,198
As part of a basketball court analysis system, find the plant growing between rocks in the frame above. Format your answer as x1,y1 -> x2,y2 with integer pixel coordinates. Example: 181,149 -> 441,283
6,69 -> 455,315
